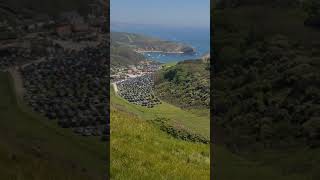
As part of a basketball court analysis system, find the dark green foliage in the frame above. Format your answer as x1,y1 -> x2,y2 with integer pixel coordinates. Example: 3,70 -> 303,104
155,59 -> 210,109
213,3 -> 320,179
214,4 -> 320,150
218,46 -> 242,68
214,33 -> 320,150
151,117 -> 209,144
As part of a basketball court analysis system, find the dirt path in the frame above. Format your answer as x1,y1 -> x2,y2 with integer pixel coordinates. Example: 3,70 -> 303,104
112,83 -> 118,95
8,66 -> 24,100
7,57 -> 46,100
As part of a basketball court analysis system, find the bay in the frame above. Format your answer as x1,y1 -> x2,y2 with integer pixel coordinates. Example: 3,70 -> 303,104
111,23 -> 210,63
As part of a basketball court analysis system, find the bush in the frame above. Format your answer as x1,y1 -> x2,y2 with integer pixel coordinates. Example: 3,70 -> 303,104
151,117 -> 209,144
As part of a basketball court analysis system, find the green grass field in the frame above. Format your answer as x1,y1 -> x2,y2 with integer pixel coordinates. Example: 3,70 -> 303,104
110,108 -> 210,179
0,72 -> 107,179
163,61 -> 178,67
111,87 -> 209,138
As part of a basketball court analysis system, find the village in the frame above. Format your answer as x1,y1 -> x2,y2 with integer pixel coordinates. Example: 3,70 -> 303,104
110,60 -> 162,82
111,60 -> 163,108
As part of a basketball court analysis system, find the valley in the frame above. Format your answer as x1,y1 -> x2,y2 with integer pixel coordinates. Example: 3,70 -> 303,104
110,29 -> 211,178
110,72 -> 211,179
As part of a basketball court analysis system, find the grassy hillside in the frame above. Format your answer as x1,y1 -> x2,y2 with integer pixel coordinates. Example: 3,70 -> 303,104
110,108 -> 210,179
110,108 -> 312,180
111,87 -> 209,139
0,72 -> 107,179
111,44 -> 146,67
111,72 -> 210,178
110,89 -> 314,180
154,59 -> 210,110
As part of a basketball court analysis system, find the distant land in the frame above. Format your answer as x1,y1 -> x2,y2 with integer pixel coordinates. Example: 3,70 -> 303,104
110,31 -> 201,69
111,31 -> 195,54
110,21 -> 211,178
111,22 -> 210,63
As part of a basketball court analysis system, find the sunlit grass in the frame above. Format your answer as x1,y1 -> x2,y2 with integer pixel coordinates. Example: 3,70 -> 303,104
111,88 -> 210,138
110,108 -> 210,179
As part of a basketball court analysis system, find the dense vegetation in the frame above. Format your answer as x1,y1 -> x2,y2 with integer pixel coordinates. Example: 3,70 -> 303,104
151,117 -> 209,143
213,2 -> 320,160
213,0 -> 320,151
154,59 -> 210,109
212,2 -> 320,179
214,34 -> 320,150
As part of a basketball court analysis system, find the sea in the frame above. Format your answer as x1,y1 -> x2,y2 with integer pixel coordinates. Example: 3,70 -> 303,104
111,23 -> 210,63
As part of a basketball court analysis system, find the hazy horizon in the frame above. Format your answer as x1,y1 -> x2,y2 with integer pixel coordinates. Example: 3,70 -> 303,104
111,0 -> 210,28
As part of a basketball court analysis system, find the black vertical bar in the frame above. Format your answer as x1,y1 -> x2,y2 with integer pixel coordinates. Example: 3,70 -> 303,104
104,0 -> 111,179
210,1 -> 214,179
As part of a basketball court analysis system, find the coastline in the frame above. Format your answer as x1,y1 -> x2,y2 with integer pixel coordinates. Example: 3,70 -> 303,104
134,50 -> 185,54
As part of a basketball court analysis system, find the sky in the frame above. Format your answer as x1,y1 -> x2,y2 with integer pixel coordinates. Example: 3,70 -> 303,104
111,0 -> 210,28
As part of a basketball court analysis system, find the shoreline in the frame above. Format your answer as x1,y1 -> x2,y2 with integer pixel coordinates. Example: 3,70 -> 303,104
134,50 -> 185,54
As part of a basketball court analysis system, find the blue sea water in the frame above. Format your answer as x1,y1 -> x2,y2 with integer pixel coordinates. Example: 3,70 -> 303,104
111,23 -> 210,63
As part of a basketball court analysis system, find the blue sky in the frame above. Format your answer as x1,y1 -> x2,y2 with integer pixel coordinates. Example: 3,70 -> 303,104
111,0 -> 210,28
